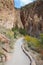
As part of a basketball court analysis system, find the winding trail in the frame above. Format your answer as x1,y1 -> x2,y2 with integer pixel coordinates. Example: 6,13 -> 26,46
4,38 -> 35,65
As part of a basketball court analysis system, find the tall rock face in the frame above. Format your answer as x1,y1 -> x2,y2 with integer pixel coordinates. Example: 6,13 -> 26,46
0,0 -> 17,29
15,9 -> 23,28
20,1 -> 43,37
0,0 -> 23,29
0,0 -> 14,10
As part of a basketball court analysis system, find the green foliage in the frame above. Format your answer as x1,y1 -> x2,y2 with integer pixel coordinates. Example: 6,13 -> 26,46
40,33 -> 43,44
0,26 -> 14,39
12,26 -> 19,38
0,26 -> 14,53
25,35 -> 40,48
12,25 -> 27,38
12,25 -> 18,32
6,30 -> 14,39
19,28 -> 27,35
25,34 -> 43,49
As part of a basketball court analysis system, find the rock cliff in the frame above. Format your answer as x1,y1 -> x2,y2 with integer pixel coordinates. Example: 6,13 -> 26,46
0,0 -> 43,36
0,0 -> 15,29
20,0 -> 43,37
0,0 -> 14,10
0,0 -> 23,29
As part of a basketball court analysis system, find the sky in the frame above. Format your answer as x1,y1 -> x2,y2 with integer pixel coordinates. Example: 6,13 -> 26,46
14,0 -> 34,8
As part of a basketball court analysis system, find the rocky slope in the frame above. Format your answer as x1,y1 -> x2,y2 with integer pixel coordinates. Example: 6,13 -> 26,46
20,0 -> 43,37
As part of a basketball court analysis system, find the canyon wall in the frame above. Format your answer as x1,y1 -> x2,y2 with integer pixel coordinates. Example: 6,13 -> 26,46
0,0 -> 43,37
0,0 -> 16,29
20,0 -> 43,37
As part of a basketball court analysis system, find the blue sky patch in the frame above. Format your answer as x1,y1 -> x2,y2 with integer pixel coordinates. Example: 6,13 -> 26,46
14,0 -> 34,8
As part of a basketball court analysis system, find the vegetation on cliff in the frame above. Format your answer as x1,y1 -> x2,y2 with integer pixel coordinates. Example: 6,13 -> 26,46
24,34 -> 43,55
0,26 -> 14,62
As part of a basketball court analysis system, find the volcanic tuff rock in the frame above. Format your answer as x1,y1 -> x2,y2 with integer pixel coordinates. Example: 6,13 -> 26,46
0,0 -> 23,29
0,0 -> 15,29
20,0 -> 43,37
0,0 -> 43,36
0,0 -> 14,10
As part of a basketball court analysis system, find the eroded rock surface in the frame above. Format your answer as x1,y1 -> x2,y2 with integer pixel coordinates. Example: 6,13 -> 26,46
20,0 -> 43,37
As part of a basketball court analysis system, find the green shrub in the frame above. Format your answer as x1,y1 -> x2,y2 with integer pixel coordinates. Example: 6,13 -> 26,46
6,30 -> 14,39
12,26 -> 19,38
40,33 -> 43,44
19,28 -> 27,35
25,35 -> 40,48
25,34 -> 43,49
